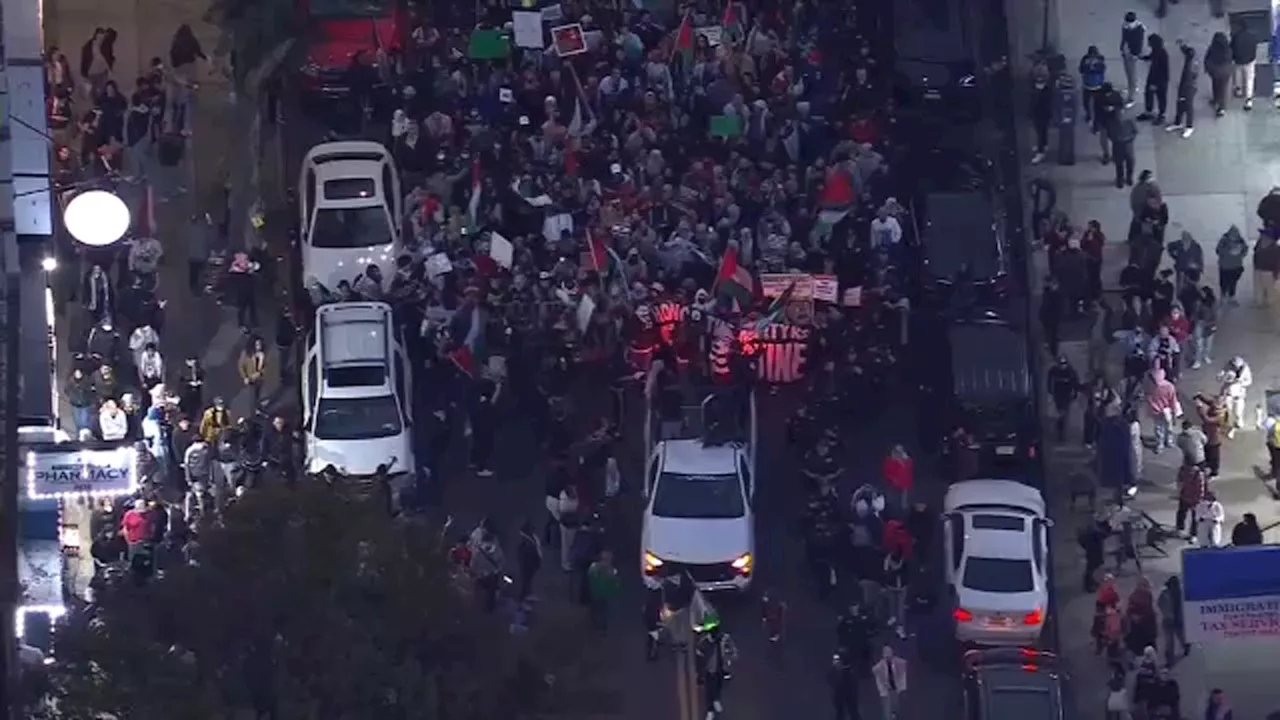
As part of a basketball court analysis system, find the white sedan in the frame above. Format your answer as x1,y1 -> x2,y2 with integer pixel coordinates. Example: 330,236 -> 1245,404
943,479 -> 1051,646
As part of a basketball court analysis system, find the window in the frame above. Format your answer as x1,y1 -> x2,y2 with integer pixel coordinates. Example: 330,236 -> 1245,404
738,459 -> 752,498
324,365 -> 387,388
392,354 -> 408,423
971,514 -> 1025,531
962,557 -> 1034,593
313,395 -> 403,440
323,178 -> 377,201
309,0 -> 392,19
305,357 -> 320,426
645,461 -> 660,496
1031,520 -> 1046,574
309,206 -> 393,249
304,171 -> 317,228
948,513 -> 965,572
983,683 -> 1057,720
651,473 -> 745,519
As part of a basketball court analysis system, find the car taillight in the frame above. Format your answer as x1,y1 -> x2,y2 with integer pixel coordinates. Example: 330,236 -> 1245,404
1022,664 -> 1039,672
954,608 -> 974,622
1022,609 -> 1043,625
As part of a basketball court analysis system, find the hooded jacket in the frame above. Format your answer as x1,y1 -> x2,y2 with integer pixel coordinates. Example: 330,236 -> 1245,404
1147,368 -> 1178,415
1079,49 -> 1107,90
1122,20 -> 1146,57
1231,26 -> 1259,64
1145,34 -> 1170,85
1205,33 -> 1233,78
1217,226 -> 1249,270
1177,45 -> 1199,96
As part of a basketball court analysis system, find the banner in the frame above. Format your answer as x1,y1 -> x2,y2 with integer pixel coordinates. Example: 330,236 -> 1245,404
26,448 -> 137,500
706,317 -> 810,384
812,274 -> 839,303
760,273 -> 814,325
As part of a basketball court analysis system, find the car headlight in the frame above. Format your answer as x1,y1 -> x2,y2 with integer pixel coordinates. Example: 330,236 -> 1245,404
643,552 -> 664,573
731,553 -> 752,572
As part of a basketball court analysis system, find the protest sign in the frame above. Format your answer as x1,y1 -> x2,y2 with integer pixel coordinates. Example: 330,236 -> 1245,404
709,114 -> 743,138
512,11 -> 544,49
426,253 -> 453,278
551,23 -> 587,56
696,26 -> 722,46
468,29 -> 510,59
760,273 -> 815,325
540,3 -> 563,22
812,274 -> 838,303
542,212 -> 574,243
842,287 -> 863,307
489,232 -> 514,269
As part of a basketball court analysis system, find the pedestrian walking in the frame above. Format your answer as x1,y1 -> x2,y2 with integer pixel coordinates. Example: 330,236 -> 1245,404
1080,45 -> 1108,122
586,550 -> 620,632
1216,225 -> 1248,303
1205,32 -> 1234,116
1108,110 -> 1138,188
828,651 -> 862,720
1148,368 -> 1179,451
1157,575 -> 1189,665
1048,355 -> 1081,441
557,486 -> 580,572
871,645 -> 907,720
1231,21 -> 1258,110
1252,232 -> 1280,310
1205,688 -> 1235,720
1194,491 -> 1225,546
1030,63 -> 1053,164
1167,42 -> 1198,137
237,337 -> 266,406
1121,12 -> 1147,105
1138,34 -> 1170,125
516,520 -> 542,600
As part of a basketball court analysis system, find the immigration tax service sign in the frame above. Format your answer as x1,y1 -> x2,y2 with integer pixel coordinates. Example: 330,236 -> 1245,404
1182,545 -> 1280,644
26,448 -> 136,500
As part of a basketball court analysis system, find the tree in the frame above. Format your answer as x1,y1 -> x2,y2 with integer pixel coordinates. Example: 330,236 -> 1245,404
46,483 -> 615,719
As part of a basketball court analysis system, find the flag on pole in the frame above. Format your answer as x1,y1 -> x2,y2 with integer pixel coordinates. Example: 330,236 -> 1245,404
754,280 -> 796,331
713,245 -> 755,310
451,304 -> 488,377
566,95 -> 586,137
467,158 -> 483,227
720,0 -> 743,47
672,13 -> 695,80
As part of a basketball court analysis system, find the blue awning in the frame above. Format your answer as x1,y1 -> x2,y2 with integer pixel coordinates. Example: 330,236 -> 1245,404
1182,546 -> 1280,601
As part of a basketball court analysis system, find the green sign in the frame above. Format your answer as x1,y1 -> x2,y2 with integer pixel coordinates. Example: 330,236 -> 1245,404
468,29 -> 511,60
709,114 -> 743,138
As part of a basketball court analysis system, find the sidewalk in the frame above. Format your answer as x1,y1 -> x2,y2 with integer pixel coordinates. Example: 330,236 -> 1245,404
1033,0 -> 1280,717
44,0 -> 276,422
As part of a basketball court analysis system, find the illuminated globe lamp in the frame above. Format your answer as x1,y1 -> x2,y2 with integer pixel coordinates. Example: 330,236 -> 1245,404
62,190 -> 131,247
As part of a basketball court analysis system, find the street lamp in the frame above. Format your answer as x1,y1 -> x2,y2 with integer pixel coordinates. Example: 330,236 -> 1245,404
62,190 -> 130,247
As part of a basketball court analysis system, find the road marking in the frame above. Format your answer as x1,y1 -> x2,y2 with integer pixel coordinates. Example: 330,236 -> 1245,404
675,644 -> 700,720
201,319 -> 244,370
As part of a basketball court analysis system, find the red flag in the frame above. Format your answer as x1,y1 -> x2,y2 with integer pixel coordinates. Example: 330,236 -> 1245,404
449,345 -> 475,377
714,245 -> 754,309
589,234 -> 609,273
818,168 -> 856,212
672,13 -> 695,76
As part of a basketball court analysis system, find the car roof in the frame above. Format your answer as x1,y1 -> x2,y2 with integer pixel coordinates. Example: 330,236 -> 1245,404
316,302 -> 392,367
922,191 -> 1000,279
945,479 -> 1045,517
304,140 -> 391,182
965,525 -> 1034,561
659,440 -> 741,475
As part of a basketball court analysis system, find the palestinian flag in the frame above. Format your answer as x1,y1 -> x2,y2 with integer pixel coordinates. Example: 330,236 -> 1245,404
720,0 -> 743,47
714,245 -> 755,311
672,13 -> 695,80
452,304 -> 488,377
816,165 -> 856,225
754,280 -> 796,332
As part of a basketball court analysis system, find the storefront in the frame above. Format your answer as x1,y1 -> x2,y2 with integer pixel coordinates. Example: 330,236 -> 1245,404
17,439 -> 139,647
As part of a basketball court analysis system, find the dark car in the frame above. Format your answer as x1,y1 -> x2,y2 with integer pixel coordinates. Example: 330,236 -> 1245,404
919,190 -> 1009,306
945,314 -> 1037,476
892,0 -> 983,121
962,648 -> 1067,720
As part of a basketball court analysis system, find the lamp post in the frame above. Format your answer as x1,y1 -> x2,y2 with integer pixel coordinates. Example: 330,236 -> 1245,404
61,190 -> 131,248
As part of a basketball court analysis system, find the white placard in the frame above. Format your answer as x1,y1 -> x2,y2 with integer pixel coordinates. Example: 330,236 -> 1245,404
812,274 -> 838,303
27,448 -> 136,499
512,10 -> 545,49
426,252 -> 454,278
490,232 -> 514,268
540,3 -> 563,22
577,293 -> 596,333
543,212 -> 574,243
696,26 -> 722,47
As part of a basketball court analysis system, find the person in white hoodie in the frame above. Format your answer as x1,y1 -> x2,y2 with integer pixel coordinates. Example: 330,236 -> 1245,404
98,399 -> 129,441
1194,490 -> 1225,546
872,644 -> 908,719
136,342 -> 164,390
1220,356 -> 1252,436
129,324 -> 159,369
870,205 -> 903,250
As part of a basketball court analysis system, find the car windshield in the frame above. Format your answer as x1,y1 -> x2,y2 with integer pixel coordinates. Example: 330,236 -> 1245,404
310,206 -> 392,249
313,395 -> 402,440
310,0 -> 391,19
963,557 -> 1034,593
984,680 -> 1056,718
652,473 -> 744,519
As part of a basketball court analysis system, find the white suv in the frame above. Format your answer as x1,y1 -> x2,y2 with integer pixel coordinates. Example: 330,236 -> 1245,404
302,301 -> 413,478
299,140 -> 403,290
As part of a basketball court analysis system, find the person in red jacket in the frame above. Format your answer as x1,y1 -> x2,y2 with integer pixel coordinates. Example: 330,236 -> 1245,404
120,498 -> 151,559
881,445 -> 914,510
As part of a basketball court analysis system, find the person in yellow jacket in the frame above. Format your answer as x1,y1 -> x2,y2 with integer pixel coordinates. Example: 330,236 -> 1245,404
199,397 -> 231,445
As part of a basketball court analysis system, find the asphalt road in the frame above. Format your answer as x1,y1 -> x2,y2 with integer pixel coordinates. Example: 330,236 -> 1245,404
276,89 -> 973,719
